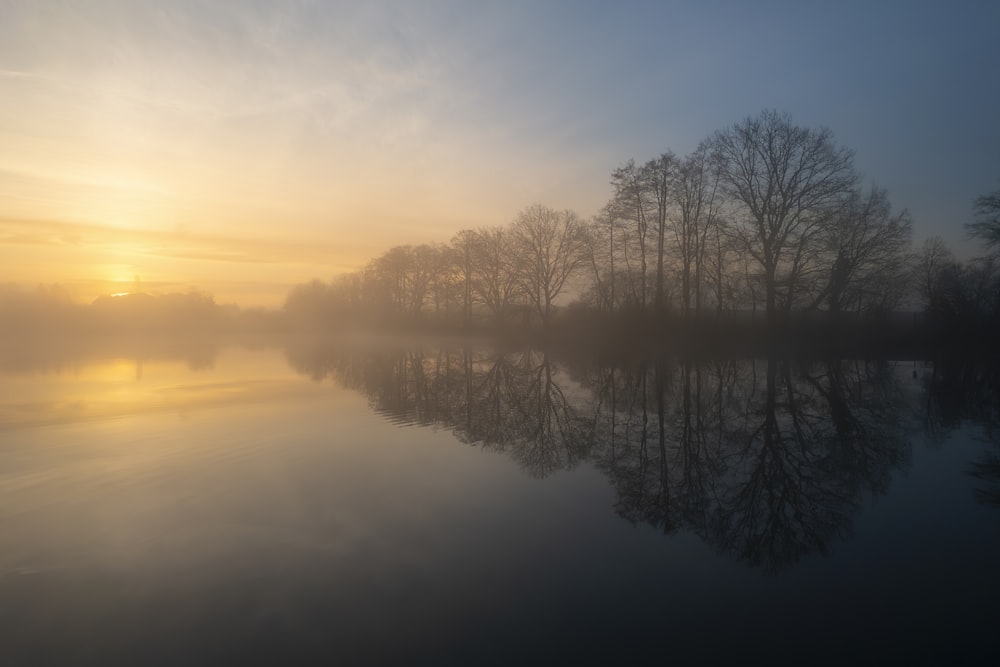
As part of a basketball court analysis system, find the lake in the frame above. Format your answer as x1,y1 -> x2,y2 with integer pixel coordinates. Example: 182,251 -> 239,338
1,337 -> 998,664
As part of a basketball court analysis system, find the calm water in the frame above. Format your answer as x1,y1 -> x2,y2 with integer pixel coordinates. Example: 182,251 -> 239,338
1,338 -> 998,664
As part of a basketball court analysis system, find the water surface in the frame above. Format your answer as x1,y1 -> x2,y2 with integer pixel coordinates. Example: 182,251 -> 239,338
1,340 -> 997,664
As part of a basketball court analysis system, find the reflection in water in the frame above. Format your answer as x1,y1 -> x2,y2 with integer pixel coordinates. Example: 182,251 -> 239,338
590,357 -> 911,571
2,338 -> 998,662
2,335 -> 995,574
286,340 -> 917,571
0,334 -> 222,377
0,338 -> 302,433
285,344 -> 595,477
922,360 -> 1000,506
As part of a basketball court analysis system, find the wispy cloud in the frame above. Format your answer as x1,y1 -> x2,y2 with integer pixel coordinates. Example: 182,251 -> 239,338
0,218 -> 354,267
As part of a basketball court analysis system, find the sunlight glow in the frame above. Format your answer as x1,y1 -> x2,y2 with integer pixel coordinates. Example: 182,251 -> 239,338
0,2 -> 993,307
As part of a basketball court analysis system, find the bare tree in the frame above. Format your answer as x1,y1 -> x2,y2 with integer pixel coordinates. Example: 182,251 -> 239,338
424,243 -> 456,321
451,229 -> 477,327
370,245 -> 413,314
471,226 -> 522,324
407,245 -> 439,319
365,244 -> 441,320
511,204 -> 588,326
609,160 -> 654,309
915,236 -> 959,314
582,207 -> 622,313
813,185 -> 912,316
644,152 -> 677,313
671,144 -> 722,315
710,110 -> 858,325
967,187 -> 1000,253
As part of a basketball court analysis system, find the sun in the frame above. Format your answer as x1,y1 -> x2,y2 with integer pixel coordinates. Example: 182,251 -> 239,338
101,266 -> 145,295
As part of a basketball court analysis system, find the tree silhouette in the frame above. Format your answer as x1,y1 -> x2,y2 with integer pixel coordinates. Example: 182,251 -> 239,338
967,187 -> 1000,253
710,110 -> 858,324
813,185 -> 912,316
512,205 -> 589,327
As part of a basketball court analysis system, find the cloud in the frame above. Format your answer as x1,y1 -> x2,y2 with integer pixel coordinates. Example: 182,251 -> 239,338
0,218 -> 353,267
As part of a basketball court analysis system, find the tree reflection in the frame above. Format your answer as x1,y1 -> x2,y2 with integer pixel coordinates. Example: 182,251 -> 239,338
285,341 -> 594,478
970,452 -> 1000,507
922,359 -> 1000,507
285,340 -> 926,571
585,356 -> 910,571
709,360 -> 892,571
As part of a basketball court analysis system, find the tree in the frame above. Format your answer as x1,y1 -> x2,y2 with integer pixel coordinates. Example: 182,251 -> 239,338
609,160 -> 654,309
511,204 -> 588,326
285,279 -> 334,327
370,245 -> 413,314
915,236 -> 960,315
813,185 -> 912,316
582,208 -> 616,312
423,243 -> 456,321
470,226 -> 522,325
967,187 -> 1000,253
671,144 -> 722,315
451,229 -> 477,327
365,244 -> 440,320
710,110 -> 858,325
644,152 -> 677,313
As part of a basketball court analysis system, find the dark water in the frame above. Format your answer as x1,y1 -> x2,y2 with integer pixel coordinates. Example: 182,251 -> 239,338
1,339 -> 998,664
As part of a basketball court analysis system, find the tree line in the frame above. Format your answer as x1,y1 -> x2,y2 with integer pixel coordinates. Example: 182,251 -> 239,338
287,109 -> 1000,346
4,110 -> 993,346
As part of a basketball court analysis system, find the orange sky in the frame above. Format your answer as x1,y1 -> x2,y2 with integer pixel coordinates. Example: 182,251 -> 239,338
0,4 -> 608,307
0,56 -> 594,307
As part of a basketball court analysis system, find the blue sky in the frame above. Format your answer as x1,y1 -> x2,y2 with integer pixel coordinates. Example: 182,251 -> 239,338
1,0 -> 997,303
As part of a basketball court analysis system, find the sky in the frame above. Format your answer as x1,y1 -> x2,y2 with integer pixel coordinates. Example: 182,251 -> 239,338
1,0 -> 998,307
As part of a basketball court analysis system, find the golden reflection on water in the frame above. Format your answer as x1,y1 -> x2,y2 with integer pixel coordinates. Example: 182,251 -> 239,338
0,347 -> 317,432
0,345 -> 362,580
0,343 -> 525,595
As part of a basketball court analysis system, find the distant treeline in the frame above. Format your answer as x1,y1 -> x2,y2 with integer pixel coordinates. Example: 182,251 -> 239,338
285,110 -> 1000,352
0,285 -> 283,337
